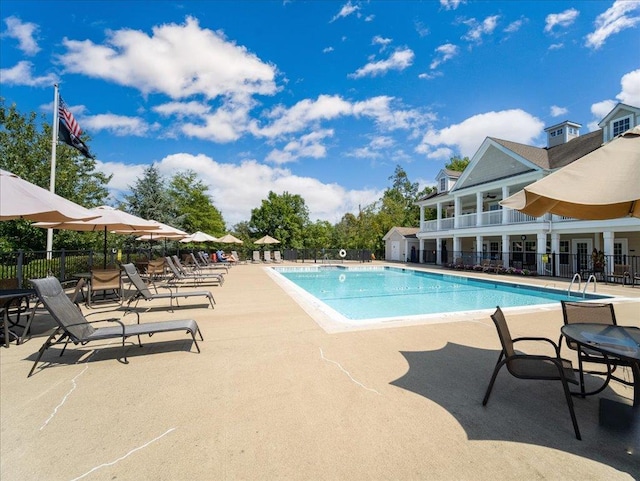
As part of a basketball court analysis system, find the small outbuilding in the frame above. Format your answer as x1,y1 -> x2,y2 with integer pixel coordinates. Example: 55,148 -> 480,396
382,227 -> 420,262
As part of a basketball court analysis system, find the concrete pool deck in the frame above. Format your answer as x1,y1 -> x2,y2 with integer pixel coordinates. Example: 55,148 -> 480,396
1,261 -> 639,480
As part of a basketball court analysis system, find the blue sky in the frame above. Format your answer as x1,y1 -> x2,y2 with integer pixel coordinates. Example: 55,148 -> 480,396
1,1 -> 639,227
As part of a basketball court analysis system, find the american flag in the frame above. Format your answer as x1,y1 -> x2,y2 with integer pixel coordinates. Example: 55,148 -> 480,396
57,94 -> 93,158
58,97 -> 82,138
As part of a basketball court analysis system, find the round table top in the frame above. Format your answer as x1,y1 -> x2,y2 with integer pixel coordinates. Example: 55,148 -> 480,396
561,323 -> 640,362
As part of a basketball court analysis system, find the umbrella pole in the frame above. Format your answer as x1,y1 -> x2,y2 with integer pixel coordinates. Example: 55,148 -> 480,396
103,226 -> 107,269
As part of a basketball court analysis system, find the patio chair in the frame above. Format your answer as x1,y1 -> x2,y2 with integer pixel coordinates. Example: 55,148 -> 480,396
27,276 -> 202,377
273,251 -> 283,263
252,251 -> 261,263
559,301 -> 635,398
122,263 -> 215,311
263,250 -> 272,262
482,306 -> 581,440
606,264 -> 631,285
88,268 -> 122,308
166,256 -> 224,286
231,251 -> 247,264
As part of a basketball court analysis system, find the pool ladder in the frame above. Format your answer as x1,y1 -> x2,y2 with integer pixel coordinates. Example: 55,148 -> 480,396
568,273 -> 597,298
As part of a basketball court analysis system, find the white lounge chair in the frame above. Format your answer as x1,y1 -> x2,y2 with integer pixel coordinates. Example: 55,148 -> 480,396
252,251 -> 261,263
273,251 -> 283,263
263,250 -> 272,262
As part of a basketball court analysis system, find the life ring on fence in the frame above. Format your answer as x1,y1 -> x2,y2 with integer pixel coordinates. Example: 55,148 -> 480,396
339,249 -> 347,258
339,274 -> 346,282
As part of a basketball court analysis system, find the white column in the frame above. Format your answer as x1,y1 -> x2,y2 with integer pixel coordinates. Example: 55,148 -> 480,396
454,197 -> 461,228
476,192 -> 483,226
537,232 -> 547,275
502,234 -> 510,268
419,238 -> 424,263
436,237 -> 442,265
436,201 -> 442,231
603,231 -> 614,275
502,186 -> 510,224
476,235 -> 483,265
420,205 -> 425,231
453,236 -> 461,262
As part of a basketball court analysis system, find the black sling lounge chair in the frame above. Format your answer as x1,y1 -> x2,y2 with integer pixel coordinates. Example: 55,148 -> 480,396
28,277 -> 203,377
482,306 -> 581,440
123,263 -> 215,311
168,256 -> 224,286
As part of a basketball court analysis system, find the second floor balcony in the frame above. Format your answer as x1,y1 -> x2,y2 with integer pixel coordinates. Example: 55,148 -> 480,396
420,210 -> 575,232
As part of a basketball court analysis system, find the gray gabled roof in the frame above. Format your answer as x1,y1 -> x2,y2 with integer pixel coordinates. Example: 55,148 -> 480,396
490,128 -> 603,170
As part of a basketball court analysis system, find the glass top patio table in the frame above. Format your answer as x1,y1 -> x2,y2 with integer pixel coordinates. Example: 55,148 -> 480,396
0,288 -> 36,347
561,323 -> 640,407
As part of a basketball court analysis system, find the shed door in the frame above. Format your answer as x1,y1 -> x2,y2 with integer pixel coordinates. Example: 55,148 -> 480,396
391,241 -> 400,261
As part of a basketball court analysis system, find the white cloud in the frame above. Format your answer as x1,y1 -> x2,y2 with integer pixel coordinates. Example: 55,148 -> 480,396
82,114 -> 159,137
462,15 -> 500,43
588,69 -> 640,130
57,16 -> 277,101
2,16 -> 40,55
430,43 -> 459,70
617,69 -> 640,105
416,109 -> 544,158
100,153 -> 381,225
265,129 -> 334,164
349,48 -> 414,78
0,61 -> 58,86
323,46 -> 334,53
153,101 -> 212,118
544,8 -> 579,34
550,105 -> 568,117
504,18 -> 525,34
440,0 -> 465,11
331,1 -> 360,22
372,35 -> 392,50
548,43 -> 564,50
256,94 -> 429,139
585,0 -> 640,49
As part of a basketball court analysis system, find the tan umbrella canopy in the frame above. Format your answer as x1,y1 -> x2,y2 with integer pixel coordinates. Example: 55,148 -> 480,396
34,205 -> 160,268
179,231 -> 218,243
217,233 -> 243,244
0,169 -> 99,222
254,234 -> 280,245
500,126 -> 640,220
119,220 -> 188,241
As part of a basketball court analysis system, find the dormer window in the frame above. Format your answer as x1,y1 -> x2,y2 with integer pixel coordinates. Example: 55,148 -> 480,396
613,117 -> 630,136
440,177 -> 447,192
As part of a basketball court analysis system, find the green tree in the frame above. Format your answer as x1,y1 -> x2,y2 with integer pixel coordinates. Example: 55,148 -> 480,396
445,155 -> 470,172
249,191 -> 309,248
124,164 -> 180,226
303,220 -> 334,249
0,99 -> 110,251
168,170 -> 225,236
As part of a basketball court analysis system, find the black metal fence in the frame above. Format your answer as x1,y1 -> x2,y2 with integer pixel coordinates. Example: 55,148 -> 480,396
414,250 -> 639,282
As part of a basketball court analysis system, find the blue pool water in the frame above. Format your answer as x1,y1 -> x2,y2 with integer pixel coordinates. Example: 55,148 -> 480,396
272,266 -> 608,322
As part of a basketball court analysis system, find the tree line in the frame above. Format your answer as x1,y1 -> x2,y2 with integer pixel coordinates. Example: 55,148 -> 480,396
0,99 -> 468,255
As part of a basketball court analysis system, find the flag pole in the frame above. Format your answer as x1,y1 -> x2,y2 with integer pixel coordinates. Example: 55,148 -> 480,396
46,84 -> 59,255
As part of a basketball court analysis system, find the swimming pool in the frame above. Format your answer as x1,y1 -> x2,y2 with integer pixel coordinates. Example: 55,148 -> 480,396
267,265 -> 610,331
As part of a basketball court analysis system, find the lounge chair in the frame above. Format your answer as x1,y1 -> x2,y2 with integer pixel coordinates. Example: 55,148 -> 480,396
27,276 -> 203,377
166,256 -> 224,286
273,251 -> 283,263
252,251 -> 261,263
122,263 -> 215,311
559,301 -> 635,398
263,250 -> 272,262
606,264 -> 631,285
191,253 -> 229,274
231,250 -> 246,264
172,256 -> 224,285
482,306 -> 581,440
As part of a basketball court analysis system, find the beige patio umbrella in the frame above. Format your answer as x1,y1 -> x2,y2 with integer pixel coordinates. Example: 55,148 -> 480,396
500,126 -> 640,220
179,231 -> 218,243
34,205 -> 160,268
119,220 -> 188,241
254,234 -> 280,245
0,169 -> 99,222
217,233 -> 243,244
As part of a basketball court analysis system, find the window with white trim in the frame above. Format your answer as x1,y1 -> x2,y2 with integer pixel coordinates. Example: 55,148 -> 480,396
613,117 -> 630,136
440,177 -> 446,192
